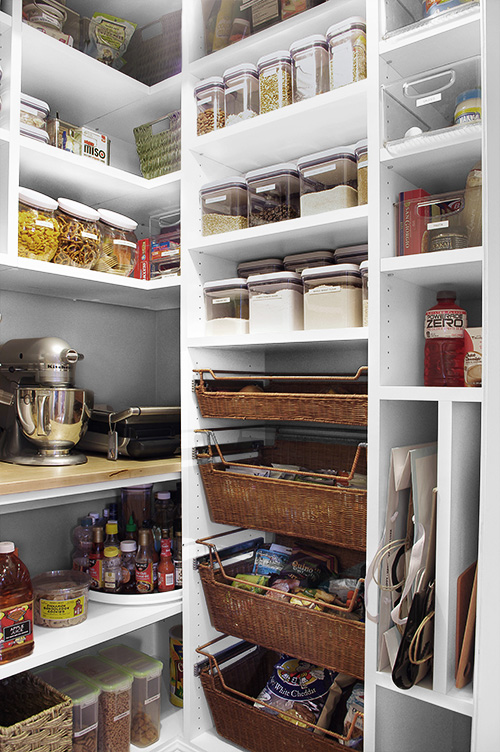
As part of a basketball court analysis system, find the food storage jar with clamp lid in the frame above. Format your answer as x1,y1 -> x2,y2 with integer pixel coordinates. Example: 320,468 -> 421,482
246,163 -> 300,226
203,278 -> 249,336
302,263 -> 362,329
55,198 -> 101,268
96,208 -> 138,276
237,257 -> 284,278
257,50 -> 292,114
248,271 -> 304,333
289,34 -> 329,102
326,16 -> 367,90
283,249 -> 335,272
354,139 -> 368,205
223,63 -> 259,126
20,92 -> 50,130
18,186 -> 60,262
200,176 -> 248,235
194,77 -> 225,135
298,147 -> 358,216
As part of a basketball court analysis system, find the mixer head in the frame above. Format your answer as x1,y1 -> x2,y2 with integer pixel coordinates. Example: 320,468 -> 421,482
0,337 -> 84,387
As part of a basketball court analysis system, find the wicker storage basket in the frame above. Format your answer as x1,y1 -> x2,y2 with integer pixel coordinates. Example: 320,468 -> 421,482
193,368 -> 368,425
134,110 -> 181,179
0,671 -> 72,752
121,10 -> 182,86
197,433 -> 367,550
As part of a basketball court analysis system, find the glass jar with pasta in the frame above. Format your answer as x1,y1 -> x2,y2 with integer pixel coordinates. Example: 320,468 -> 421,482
18,187 -> 60,262
96,208 -> 138,276
55,198 -> 101,269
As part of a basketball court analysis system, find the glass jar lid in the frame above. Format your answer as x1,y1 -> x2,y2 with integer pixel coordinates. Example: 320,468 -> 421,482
58,198 -> 99,222
246,162 -> 299,181
257,50 -> 291,69
289,34 -> 328,55
302,263 -> 361,279
326,16 -> 366,40
200,176 -> 247,194
20,92 -> 50,118
223,63 -> 259,81
19,186 -> 58,212
297,147 -> 356,172
194,76 -> 224,96
203,277 -> 248,291
98,208 -> 138,232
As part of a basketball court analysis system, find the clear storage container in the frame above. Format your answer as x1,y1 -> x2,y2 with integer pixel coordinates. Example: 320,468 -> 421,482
257,50 -> 292,114
334,243 -> 368,265
32,570 -> 90,628
99,644 -> 163,748
360,260 -> 368,326
246,163 -> 300,226
290,34 -> 329,102
204,278 -> 249,336
237,258 -> 284,278
298,147 -> 358,216
454,87 -> 481,125
200,176 -> 248,235
96,208 -> 138,276
20,93 -> 50,130
55,198 -> 101,268
302,263 -> 362,329
18,186 -> 60,262
382,0 -> 478,37
223,63 -> 259,126
24,2 -> 65,33
194,77 -> 225,135
326,17 -> 367,90
20,121 -> 50,143
355,139 -> 368,205
247,271 -> 303,333
47,117 -> 82,153
283,249 -> 335,272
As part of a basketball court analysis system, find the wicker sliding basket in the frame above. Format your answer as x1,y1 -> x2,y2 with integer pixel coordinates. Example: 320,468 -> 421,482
133,110 -> 181,179
0,671 -> 72,752
196,534 -> 365,679
197,431 -> 367,550
193,368 -> 368,425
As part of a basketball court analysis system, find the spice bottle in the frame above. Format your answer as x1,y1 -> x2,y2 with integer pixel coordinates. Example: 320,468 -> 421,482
103,547 -> 122,593
158,537 -> 175,593
89,526 -> 104,591
257,51 -> 292,114
142,522 -> 160,588
0,541 -> 34,665
119,540 -> 137,594
104,521 -> 120,549
135,529 -> 154,594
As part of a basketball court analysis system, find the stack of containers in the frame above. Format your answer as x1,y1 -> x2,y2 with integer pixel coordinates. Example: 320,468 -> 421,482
20,92 -> 50,144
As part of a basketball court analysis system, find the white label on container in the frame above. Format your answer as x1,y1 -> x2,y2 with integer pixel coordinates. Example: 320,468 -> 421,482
427,220 -> 449,230
253,292 -> 283,300
303,164 -> 336,178
308,285 -> 342,294
256,183 -> 276,193
114,710 -> 130,722
330,41 -> 353,87
113,239 -> 136,248
35,219 -> 53,228
197,96 -> 213,106
81,231 -> 98,239
213,297 -> 231,304
205,195 -> 226,204
226,84 -> 244,94
74,723 -> 98,738
144,693 -> 161,706
416,92 -> 442,107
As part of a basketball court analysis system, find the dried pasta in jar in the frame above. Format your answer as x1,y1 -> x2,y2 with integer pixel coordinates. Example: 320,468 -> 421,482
18,187 -> 60,262
95,208 -> 138,276
55,198 -> 101,269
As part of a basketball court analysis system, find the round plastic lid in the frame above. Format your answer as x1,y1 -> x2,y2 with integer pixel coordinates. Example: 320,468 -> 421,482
455,88 -> 481,106
104,546 -> 119,557
257,50 -> 291,68
120,540 -> 137,552
290,34 -> 328,54
326,16 -> 366,39
246,162 -> 299,181
194,76 -> 224,94
0,541 -> 15,554
81,517 -> 93,527
32,570 -> 91,593
203,277 -> 248,290
58,198 -> 99,222
223,62 -> 258,79
19,186 -> 58,212
105,521 -> 118,533
302,263 -> 361,278
98,208 -> 137,232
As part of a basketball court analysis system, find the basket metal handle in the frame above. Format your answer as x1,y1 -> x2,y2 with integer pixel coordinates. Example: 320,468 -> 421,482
194,366 -> 368,387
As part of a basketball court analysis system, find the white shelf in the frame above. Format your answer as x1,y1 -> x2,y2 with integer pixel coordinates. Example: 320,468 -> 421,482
188,327 -> 368,351
0,127 -> 9,143
375,670 -> 474,717
0,9 -> 11,32
379,386 -> 482,403
381,247 -> 482,294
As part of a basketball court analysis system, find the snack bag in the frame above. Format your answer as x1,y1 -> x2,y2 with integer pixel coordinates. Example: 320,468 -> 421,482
88,13 -> 136,67
340,683 -> 364,748
253,547 -> 291,576
273,546 -> 338,588
231,574 -> 269,594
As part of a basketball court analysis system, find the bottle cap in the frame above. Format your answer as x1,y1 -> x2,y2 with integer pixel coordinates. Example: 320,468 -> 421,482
155,492 -> 171,500
0,541 -> 15,554
81,517 -> 93,527
104,546 -> 119,558
105,521 -> 118,534
92,526 -> 104,542
126,514 -> 137,532
436,290 -> 457,299
120,540 -> 137,552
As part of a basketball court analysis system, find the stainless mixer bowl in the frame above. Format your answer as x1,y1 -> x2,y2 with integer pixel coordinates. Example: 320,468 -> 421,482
16,387 -> 94,455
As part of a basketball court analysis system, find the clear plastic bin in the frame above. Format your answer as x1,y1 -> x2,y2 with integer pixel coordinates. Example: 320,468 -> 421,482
257,51 -> 292,114
283,249 -> 335,272
246,163 -> 300,226
326,16 -> 366,90
298,147 -> 358,216
302,263 -> 362,329
355,139 -> 368,205
47,117 -> 82,154
237,258 -> 284,278
200,176 -> 248,235
382,0 -> 479,39
289,34 -> 329,102
194,76 -> 225,135
203,278 -> 249,336
334,243 -> 368,265
223,63 -> 259,126
20,92 -> 50,130
248,271 -> 303,333
360,260 -> 368,327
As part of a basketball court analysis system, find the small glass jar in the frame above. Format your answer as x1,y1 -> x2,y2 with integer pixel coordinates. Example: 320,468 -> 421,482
18,187 -> 60,262
200,176 -> 248,235
102,546 -> 122,593
298,147 -> 358,216
246,163 -> 300,226
355,139 -> 368,205
302,263 -> 362,330
223,63 -> 259,126
55,198 -> 101,269
237,258 -> 284,278
248,271 -> 303,333
454,88 -> 481,125
96,208 -> 138,276
327,17 -> 367,90
257,51 -> 292,114
360,260 -> 368,327
203,278 -> 249,336
290,34 -> 329,103
24,2 -> 66,32
283,250 -> 335,273
194,77 -> 225,136
20,93 -> 50,130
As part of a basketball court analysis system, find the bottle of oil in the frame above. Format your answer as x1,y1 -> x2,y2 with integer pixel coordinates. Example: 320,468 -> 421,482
0,541 -> 35,665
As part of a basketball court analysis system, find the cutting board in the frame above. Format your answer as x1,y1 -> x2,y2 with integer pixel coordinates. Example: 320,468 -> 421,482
455,562 -> 477,689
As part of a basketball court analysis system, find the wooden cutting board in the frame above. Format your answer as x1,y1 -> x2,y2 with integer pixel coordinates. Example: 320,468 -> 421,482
455,561 -> 477,689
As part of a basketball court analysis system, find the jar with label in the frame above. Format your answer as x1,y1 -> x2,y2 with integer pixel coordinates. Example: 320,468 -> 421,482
96,208 -> 138,276
327,17 -> 367,90
360,261 -> 368,327
246,163 -> 300,226
204,278 -> 249,336
223,63 -> 259,126
20,93 -> 50,130
302,264 -> 362,330
298,147 -> 358,216
102,547 -> 122,593
200,176 -> 248,235
283,250 -> 335,273
248,271 -> 303,333
237,258 -> 284,278
290,34 -> 329,103
257,51 -> 292,114
454,88 -> 481,125
55,198 -> 101,268
18,187 -> 60,262
194,77 -> 225,136
355,139 -> 368,205
24,2 -> 66,33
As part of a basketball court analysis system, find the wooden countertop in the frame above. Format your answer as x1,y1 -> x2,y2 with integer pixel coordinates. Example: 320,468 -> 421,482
0,454 -> 182,496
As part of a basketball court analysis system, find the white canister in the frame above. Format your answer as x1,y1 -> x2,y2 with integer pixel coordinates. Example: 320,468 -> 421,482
302,264 -> 362,329
247,271 -> 303,333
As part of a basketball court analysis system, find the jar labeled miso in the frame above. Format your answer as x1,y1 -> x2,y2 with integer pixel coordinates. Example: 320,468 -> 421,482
55,198 -> 101,269
246,163 -> 300,226
96,208 -> 138,276
290,34 -> 329,102
257,51 -> 292,114
18,187 -> 60,262
200,176 -> 248,235
223,63 -> 259,126
204,278 -> 249,336
327,17 -> 367,90
194,77 -> 225,135
298,147 -> 358,216
302,263 -> 362,329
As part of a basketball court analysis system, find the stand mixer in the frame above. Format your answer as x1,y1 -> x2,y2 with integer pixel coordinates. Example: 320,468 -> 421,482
0,337 -> 94,466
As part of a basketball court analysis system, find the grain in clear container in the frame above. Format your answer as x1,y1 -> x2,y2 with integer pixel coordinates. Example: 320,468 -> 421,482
194,76 -> 225,135
360,261 -> 368,326
355,138 -> 368,205
248,271 -> 304,333
257,50 -> 292,114
18,187 -> 60,262
327,17 -> 367,90
223,63 -> 259,126
200,176 -> 248,235
298,147 -> 358,216
55,198 -> 101,269
290,34 -> 329,102
302,263 -> 362,329
96,208 -> 138,276
246,163 -> 300,226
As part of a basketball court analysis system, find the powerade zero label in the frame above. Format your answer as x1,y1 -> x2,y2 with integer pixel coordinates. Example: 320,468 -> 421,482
425,309 -> 467,339
0,601 -> 34,652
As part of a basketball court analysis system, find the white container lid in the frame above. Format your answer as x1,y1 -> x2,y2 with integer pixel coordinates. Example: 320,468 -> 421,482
246,162 -> 298,181
19,186 -> 58,212
58,197 -> 99,222
247,271 -> 303,285
257,50 -> 291,68
326,17 -> 366,39
194,76 -> 224,95
20,92 -> 50,117
0,541 -> 15,554
290,34 -> 328,55
203,277 -> 248,291
200,176 -> 247,194
360,261 -> 368,271
297,146 -> 356,171
223,62 -> 258,79
120,540 -> 137,552
20,123 -> 50,143
302,263 -> 361,279
98,208 -> 138,232
335,243 -> 368,257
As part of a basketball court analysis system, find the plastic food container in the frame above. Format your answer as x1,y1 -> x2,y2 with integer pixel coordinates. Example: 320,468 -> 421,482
355,139 -> 368,205
47,117 -> 82,154
237,258 -> 284,278
24,2 -> 65,32
223,63 -> 259,126
96,208 -> 138,276
424,0 -> 467,17
203,278 -> 249,336
18,186 -> 60,262
200,177 -> 248,235
247,271 -> 303,333
454,88 -> 481,125
31,570 -> 91,628
99,644 -> 163,748
334,243 -> 368,265
360,260 -> 368,326
257,51 -> 292,114
55,198 -> 101,268
298,147 -> 358,216
36,666 -> 100,752
246,163 -> 300,226
327,17 -> 366,90
20,121 -> 50,143
194,77 -> 225,135
302,264 -> 362,329
68,654 -> 133,752
290,34 -> 329,102
283,249 -> 335,272
20,93 -> 50,130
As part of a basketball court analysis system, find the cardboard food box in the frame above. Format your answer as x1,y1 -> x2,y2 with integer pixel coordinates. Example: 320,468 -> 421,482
464,327 -> 482,387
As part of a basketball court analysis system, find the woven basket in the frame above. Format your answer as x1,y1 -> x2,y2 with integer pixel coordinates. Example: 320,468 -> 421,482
0,671 -> 72,751
198,436 -> 367,550
193,368 -> 368,425
121,10 -> 182,86
133,110 -> 181,179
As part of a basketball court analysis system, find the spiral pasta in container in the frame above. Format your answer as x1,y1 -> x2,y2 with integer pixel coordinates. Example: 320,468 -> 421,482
55,198 -> 102,269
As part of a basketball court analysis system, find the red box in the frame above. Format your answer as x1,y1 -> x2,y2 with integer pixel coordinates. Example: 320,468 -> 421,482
133,238 -> 151,280
397,189 -> 430,256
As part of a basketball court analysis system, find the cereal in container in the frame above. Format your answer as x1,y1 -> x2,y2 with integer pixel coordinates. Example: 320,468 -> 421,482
257,50 -> 292,114
246,163 -> 300,226
327,17 -> 367,90
18,187 -> 60,262
55,198 -> 101,269
194,77 -> 225,135
96,208 -> 138,276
